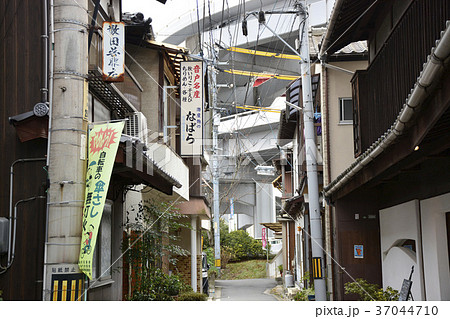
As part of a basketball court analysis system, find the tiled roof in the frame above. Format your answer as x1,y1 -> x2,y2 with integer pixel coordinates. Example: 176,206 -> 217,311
335,40 -> 368,55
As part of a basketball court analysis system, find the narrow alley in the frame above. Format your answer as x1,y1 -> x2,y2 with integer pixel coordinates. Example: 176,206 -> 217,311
214,278 -> 279,301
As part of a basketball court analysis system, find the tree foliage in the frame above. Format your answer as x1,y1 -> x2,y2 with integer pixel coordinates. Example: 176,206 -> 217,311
123,200 -> 192,300
219,219 -> 266,261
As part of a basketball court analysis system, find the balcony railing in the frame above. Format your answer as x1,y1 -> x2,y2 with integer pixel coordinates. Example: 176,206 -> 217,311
352,0 -> 450,156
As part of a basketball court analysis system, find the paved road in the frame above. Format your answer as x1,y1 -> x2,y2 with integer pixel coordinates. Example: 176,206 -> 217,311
214,278 -> 279,301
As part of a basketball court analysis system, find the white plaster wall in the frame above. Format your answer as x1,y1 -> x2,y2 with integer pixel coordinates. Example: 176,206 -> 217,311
326,60 -> 368,181
379,200 -> 424,300
292,129 -> 299,193
420,193 -> 450,301
246,225 -> 255,238
255,183 -> 274,239
267,250 -> 284,278
125,45 -> 160,135
238,212 -> 254,230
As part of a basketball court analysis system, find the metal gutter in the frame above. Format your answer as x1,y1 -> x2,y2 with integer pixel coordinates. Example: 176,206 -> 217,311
324,21 -> 450,199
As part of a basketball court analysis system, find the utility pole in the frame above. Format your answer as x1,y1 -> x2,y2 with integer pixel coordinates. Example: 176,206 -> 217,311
210,46 -> 221,272
240,1 -> 326,299
297,0 -> 327,300
43,0 -> 88,300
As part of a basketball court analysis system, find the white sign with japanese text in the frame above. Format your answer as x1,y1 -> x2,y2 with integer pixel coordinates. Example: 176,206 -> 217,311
180,61 -> 203,156
102,22 -> 125,82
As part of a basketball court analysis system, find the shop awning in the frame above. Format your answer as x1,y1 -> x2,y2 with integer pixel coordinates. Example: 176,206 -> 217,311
114,135 -> 181,195
282,195 -> 304,220
177,196 -> 211,220
260,222 -> 282,234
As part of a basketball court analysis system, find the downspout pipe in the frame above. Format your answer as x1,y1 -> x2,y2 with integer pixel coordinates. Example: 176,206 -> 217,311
10,197 -> 47,268
5,158 -> 46,272
43,0 -> 54,300
41,0 -> 49,103
46,0 -> 55,169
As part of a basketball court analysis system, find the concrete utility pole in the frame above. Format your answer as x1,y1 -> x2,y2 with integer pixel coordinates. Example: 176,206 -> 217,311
298,1 -> 327,300
210,47 -> 221,272
43,0 -> 88,300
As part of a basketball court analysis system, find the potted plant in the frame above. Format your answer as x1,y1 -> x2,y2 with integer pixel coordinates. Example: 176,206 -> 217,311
278,264 -> 283,276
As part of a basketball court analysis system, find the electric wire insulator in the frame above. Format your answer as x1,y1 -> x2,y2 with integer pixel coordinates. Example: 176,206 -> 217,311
242,19 -> 248,36
258,11 -> 265,24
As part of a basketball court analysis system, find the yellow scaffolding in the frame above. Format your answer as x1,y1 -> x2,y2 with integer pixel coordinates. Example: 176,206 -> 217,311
224,69 -> 299,81
227,46 -> 302,61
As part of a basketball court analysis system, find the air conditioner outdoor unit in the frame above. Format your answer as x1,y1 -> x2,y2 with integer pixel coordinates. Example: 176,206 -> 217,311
125,112 -> 148,145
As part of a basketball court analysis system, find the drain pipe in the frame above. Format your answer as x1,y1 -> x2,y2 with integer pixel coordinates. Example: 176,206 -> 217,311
46,0 -> 55,169
9,197 -> 47,269
4,158 -> 46,272
42,0 -> 54,300
41,0 -> 49,104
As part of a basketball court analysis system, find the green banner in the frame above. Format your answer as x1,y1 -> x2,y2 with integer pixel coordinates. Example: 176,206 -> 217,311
78,121 -> 124,279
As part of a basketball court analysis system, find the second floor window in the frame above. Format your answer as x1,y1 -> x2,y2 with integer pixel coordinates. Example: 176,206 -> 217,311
339,98 -> 353,124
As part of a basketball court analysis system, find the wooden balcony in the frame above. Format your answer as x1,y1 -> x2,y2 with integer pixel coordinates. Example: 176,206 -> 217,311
352,0 -> 450,156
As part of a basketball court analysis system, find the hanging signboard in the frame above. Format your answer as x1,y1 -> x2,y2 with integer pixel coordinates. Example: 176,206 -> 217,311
78,121 -> 125,279
180,61 -> 203,156
102,22 -> 125,82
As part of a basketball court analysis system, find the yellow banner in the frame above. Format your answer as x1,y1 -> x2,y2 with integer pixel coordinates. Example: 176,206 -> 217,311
78,121 -> 125,279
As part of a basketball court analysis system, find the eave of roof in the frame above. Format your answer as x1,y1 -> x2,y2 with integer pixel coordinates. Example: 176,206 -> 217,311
126,36 -> 189,86
260,222 -> 282,233
116,135 -> 182,194
320,0 -> 382,58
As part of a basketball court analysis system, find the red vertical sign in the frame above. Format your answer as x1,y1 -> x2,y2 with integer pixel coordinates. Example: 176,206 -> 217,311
262,227 -> 267,248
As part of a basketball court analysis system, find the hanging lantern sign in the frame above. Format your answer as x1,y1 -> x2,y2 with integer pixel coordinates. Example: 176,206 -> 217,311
102,22 -> 125,82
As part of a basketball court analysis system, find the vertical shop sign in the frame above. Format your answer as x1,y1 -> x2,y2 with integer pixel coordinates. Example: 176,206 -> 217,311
102,22 -> 125,82
262,227 -> 267,249
78,121 -> 124,279
180,61 -> 203,155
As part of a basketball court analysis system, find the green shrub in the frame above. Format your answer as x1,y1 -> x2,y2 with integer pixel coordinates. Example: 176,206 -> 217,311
204,247 -> 215,266
221,229 -> 266,261
128,268 -> 186,301
177,291 -> 208,301
344,278 -> 399,301
208,266 -> 219,278
220,245 -> 234,268
293,288 -> 315,301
